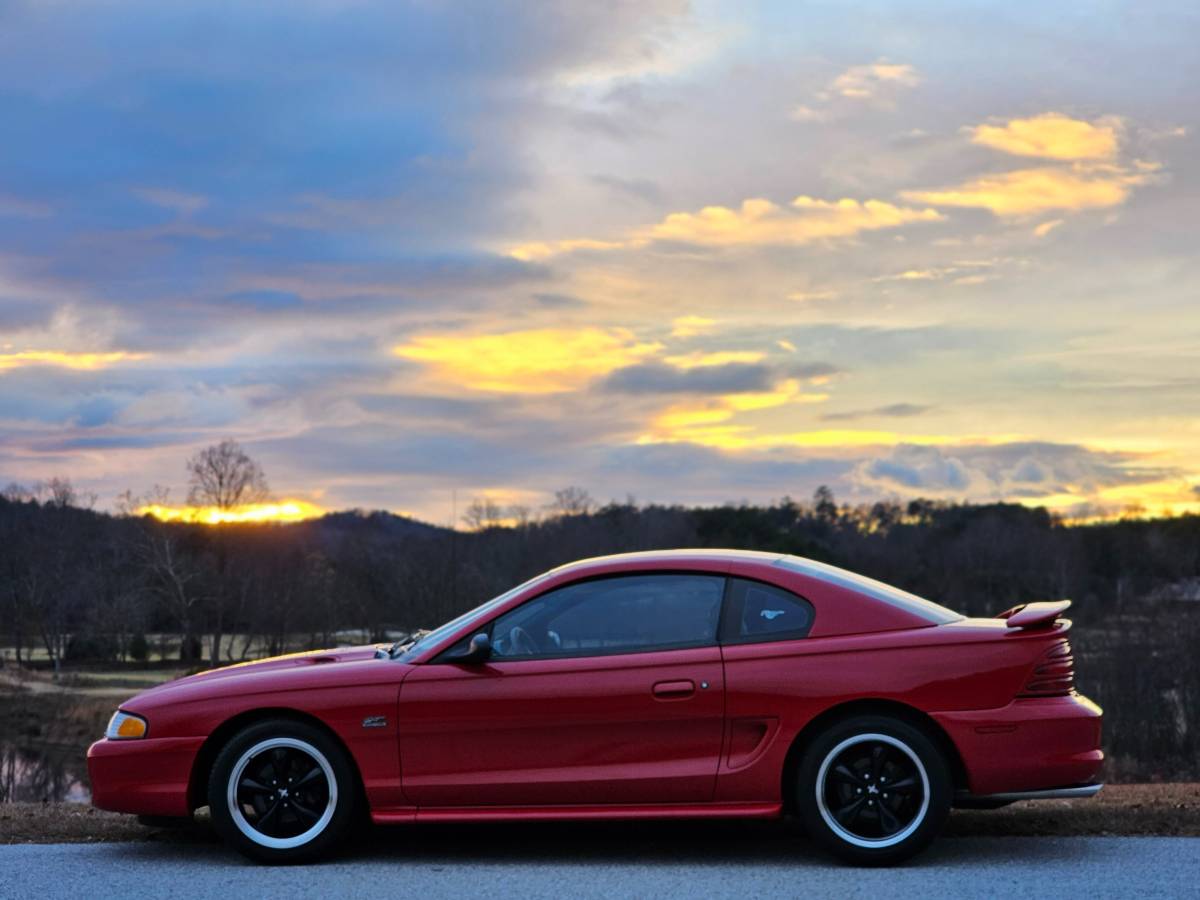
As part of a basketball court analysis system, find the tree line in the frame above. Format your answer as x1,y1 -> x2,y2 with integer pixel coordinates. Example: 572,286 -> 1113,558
2,443 -> 1199,780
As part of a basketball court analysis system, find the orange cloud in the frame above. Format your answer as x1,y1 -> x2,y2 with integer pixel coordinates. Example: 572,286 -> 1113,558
644,196 -> 942,246
901,164 -> 1155,217
508,238 -> 626,262
639,379 -> 830,445
662,350 -> 765,369
971,113 -> 1120,161
831,61 -> 919,99
394,327 -> 662,393
670,315 -> 718,337
508,196 -> 943,259
0,350 -> 147,372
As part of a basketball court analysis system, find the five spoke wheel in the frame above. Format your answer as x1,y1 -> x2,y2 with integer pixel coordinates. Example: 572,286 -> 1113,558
209,720 -> 355,862
798,715 -> 950,865
229,738 -> 336,847
817,733 -> 929,847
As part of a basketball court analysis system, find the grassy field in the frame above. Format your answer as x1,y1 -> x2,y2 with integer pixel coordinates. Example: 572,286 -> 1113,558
1,631 -> 380,670
2,785 -> 1198,844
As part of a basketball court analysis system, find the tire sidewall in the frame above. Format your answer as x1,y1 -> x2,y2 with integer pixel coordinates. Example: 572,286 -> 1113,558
797,714 -> 951,866
208,719 -> 357,864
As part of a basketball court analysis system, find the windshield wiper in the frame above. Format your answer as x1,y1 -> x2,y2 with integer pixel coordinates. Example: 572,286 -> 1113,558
387,629 -> 430,659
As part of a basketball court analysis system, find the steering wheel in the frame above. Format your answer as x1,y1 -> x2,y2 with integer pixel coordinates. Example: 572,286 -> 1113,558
507,625 -> 539,656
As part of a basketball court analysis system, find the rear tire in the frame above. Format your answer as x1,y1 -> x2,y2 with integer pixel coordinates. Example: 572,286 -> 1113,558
208,719 -> 357,864
797,715 -> 951,866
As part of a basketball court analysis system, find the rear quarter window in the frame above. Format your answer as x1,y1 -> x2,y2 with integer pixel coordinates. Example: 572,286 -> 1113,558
721,578 -> 815,644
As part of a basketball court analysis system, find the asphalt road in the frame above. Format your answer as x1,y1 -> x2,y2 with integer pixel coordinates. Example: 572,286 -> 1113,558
1,823 -> 1197,899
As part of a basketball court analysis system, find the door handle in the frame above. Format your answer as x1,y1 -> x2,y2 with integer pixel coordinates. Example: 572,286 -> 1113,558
652,679 -> 695,699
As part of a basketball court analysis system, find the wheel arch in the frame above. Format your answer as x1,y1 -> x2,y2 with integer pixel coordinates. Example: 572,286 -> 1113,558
779,698 -> 967,813
187,707 -> 367,813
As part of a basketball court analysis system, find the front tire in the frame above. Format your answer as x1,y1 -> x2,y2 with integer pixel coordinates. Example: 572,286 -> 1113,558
208,719 -> 357,863
797,715 -> 951,866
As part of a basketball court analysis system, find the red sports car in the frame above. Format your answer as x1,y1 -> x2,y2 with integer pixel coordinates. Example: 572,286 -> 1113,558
88,550 -> 1103,865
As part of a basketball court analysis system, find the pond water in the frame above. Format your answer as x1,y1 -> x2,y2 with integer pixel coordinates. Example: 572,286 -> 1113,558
0,743 -> 90,803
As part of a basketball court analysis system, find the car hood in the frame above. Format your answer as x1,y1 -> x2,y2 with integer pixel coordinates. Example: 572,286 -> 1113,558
188,645 -> 384,680
130,645 -> 389,703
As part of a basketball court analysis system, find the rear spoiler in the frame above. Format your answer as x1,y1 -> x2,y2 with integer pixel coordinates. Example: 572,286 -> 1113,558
996,599 -> 1071,629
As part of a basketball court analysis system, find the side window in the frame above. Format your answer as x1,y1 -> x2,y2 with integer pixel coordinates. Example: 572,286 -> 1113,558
487,573 -> 725,660
722,578 -> 814,644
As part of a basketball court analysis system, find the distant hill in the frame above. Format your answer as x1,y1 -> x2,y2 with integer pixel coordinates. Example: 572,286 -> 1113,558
312,509 -> 448,539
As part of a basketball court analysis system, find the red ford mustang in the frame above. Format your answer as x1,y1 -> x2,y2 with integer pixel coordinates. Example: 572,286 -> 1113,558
88,550 -> 1103,865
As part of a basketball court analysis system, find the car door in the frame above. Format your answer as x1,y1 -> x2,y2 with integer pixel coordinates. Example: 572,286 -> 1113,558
397,572 -> 727,807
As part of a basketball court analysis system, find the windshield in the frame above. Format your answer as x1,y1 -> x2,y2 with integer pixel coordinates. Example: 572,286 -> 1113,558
773,555 -> 962,624
395,570 -> 556,661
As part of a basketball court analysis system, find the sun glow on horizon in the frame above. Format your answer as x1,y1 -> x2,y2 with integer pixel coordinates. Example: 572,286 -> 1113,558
137,500 -> 326,525
1026,480 -> 1200,525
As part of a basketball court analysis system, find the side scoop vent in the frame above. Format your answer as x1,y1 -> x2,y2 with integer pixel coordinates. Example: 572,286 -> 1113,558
1019,639 -> 1075,697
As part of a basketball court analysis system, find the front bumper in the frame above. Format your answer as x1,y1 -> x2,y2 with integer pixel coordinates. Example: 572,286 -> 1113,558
932,693 -> 1103,796
87,736 -> 205,817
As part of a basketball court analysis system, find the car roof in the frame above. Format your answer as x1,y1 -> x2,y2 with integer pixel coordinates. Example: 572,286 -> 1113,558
551,549 -> 962,626
552,549 -> 780,570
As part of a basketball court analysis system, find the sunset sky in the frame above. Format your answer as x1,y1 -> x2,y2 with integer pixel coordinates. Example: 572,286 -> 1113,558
1,1 -> 1198,523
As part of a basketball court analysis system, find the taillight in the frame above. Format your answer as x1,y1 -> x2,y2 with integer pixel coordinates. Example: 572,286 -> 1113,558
1019,639 -> 1074,697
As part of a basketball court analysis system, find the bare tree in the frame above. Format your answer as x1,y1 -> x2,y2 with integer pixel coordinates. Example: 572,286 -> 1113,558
462,497 -> 504,531
45,477 -> 97,509
549,486 -> 593,518
135,524 -> 206,663
2,482 -> 34,503
186,439 -> 270,667
17,476 -> 98,510
116,484 -> 172,516
186,439 -> 270,509
508,504 -> 534,528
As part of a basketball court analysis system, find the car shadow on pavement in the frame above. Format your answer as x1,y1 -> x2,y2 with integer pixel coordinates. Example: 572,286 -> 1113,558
103,816 -> 1099,869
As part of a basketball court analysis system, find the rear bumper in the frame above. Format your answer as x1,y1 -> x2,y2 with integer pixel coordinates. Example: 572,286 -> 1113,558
932,693 -> 1103,796
87,736 -> 205,817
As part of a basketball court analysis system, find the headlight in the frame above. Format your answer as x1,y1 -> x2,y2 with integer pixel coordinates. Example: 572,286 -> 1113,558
105,710 -> 148,740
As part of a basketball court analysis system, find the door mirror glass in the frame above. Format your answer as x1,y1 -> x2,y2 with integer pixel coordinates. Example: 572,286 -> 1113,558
445,631 -> 492,664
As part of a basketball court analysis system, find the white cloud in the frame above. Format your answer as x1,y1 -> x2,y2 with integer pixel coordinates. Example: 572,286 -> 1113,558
789,59 -> 919,123
133,187 -> 209,216
852,441 -> 1176,500
830,61 -> 920,100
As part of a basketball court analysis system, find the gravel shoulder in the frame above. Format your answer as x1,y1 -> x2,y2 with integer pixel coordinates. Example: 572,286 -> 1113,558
3,783 -> 1199,845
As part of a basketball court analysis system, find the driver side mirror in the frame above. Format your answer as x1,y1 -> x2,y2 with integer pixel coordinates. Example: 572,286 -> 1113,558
446,632 -> 492,665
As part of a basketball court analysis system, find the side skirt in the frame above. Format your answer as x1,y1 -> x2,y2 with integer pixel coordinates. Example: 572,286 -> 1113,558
371,801 -> 782,826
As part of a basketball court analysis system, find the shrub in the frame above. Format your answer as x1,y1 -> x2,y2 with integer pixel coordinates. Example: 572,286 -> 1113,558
64,633 -> 117,662
128,633 -> 149,664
